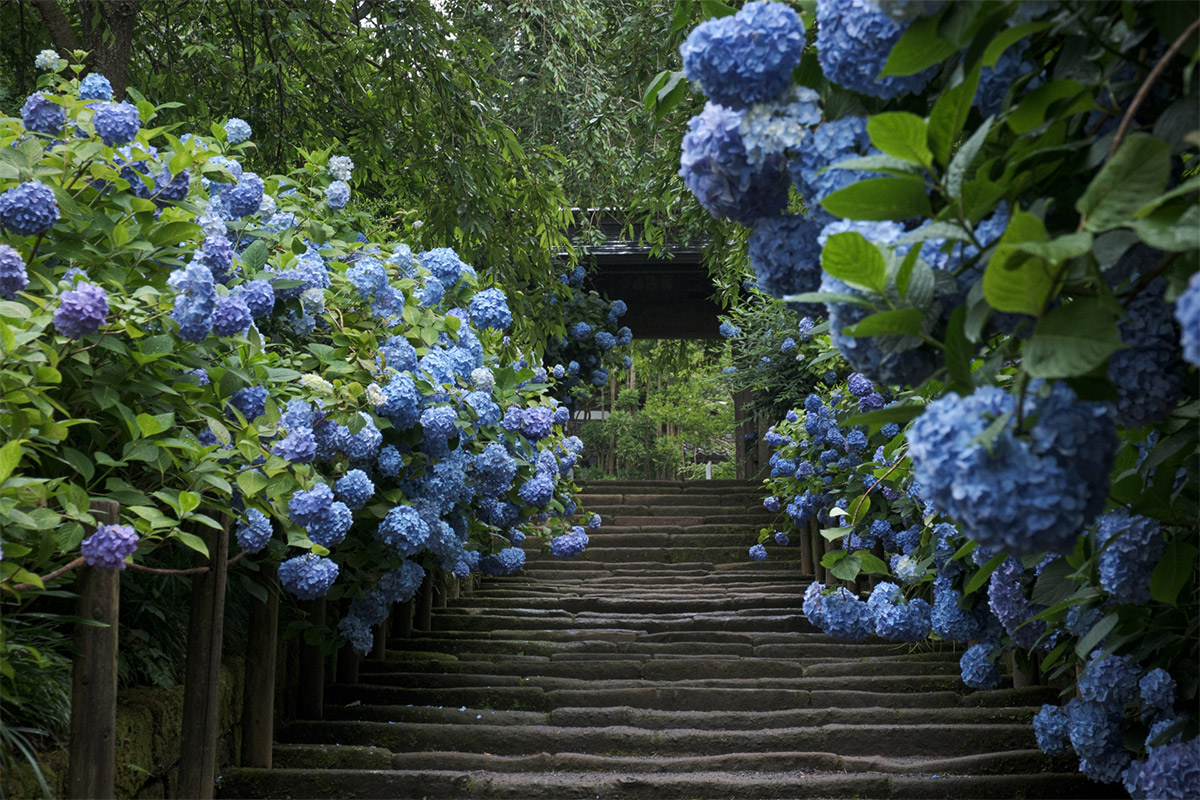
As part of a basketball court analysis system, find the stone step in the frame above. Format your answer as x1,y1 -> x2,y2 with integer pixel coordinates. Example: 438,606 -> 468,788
443,594 -> 807,614
322,703 -> 1040,729
583,502 -> 775,515
383,748 -> 1078,776
538,531 -> 776,547
218,767 -> 1122,799
388,636 -> 912,659
523,546 -> 804,564
324,684 -> 978,712
278,720 -> 1038,758
356,656 -> 960,681
352,673 -> 973,697
426,612 -> 811,634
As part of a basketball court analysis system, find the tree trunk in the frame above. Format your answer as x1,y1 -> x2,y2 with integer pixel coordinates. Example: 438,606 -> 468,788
32,0 -> 142,100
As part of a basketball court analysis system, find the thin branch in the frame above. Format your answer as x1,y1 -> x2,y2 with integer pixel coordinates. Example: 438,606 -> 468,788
5,555 -> 87,592
1108,17 -> 1200,160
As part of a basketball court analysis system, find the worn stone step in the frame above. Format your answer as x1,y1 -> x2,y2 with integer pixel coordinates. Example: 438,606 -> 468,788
535,531 -> 775,548
525,546 -> 804,564
389,636 -> 911,659
583,502 -> 775,515
218,767 -> 1122,799
427,613 -> 811,634
438,593 -> 807,615
383,748 -> 1078,776
271,743 -> 393,770
324,703 -> 1039,730
325,684 -> 976,712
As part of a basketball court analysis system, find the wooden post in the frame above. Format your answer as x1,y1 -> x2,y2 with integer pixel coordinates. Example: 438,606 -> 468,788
67,499 -> 121,800
391,598 -> 414,639
371,615 -> 388,660
296,598 -> 325,720
178,515 -> 230,800
448,575 -> 461,601
433,578 -> 447,610
415,574 -> 433,632
241,567 -> 278,768
799,520 -> 813,577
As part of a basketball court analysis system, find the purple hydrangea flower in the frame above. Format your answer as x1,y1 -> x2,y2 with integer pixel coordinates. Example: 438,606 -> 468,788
92,101 -> 141,146
212,293 -> 253,337
959,643 -> 1001,689
1176,272 -> 1200,367
748,543 -> 768,561
0,181 -> 60,236
0,244 -> 29,299
273,428 -> 317,463
54,281 -> 109,339
21,92 -> 65,134
235,280 -> 275,318
80,523 -> 139,569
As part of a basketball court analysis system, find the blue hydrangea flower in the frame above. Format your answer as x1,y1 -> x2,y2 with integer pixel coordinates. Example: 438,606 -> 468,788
54,281 -> 109,339
518,475 -> 554,508
680,1 -> 806,109
816,0 -> 936,99
931,576 -> 992,643
338,614 -> 374,655
227,384 -> 268,422
480,547 -> 525,576
235,279 -> 275,318
988,558 -> 1048,651
959,643 -> 1001,689
590,368 -> 609,386
271,427 -> 316,463
1131,738 -> 1200,798
224,117 -> 252,143
1066,696 -> 1125,760
907,383 -> 1117,554
325,180 -> 350,210
80,524 -> 139,569
1032,704 -> 1070,755
0,244 -> 29,299
278,554 -> 339,600
522,407 -> 553,441
595,331 -> 616,351
417,248 -> 465,288
211,293 -> 252,337
0,180 -> 60,236
306,501 -> 352,547
820,275 -> 937,387
379,560 -> 426,605
420,406 -> 458,443
748,543 -> 768,561
1109,283 -> 1184,427
79,73 -> 114,101
92,101 -> 140,146
550,527 -> 589,559
1176,272 -> 1200,367
1078,651 -> 1140,709
379,336 -> 418,373
976,43 -> 1037,117
235,509 -> 273,553
224,172 -> 264,218
1139,668 -> 1176,719
469,287 -> 512,330
789,116 -> 882,224
288,483 -> 334,528
815,586 -> 875,640
168,262 -> 216,342
21,92 -> 65,134
346,257 -> 388,301
376,505 -> 430,557
680,101 -> 789,224
608,299 -> 627,322
748,213 -> 824,304
719,322 -> 740,338
1094,509 -> 1166,604
376,445 -> 403,478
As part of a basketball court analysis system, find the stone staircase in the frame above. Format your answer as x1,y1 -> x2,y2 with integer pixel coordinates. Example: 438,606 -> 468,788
219,480 -> 1121,799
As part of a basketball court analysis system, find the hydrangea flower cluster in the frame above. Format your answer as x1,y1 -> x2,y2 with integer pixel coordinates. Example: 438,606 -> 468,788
1177,272 -> 1200,367
278,554 -> 340,600
550,527 -> 589,559
815,0 -> 936,99
53,281 -> 109,339
80,524 -> 140,570
1093,509 -> 1166,604
906,383 -> 1116,554
0,181 -> 60,236
680,1 -> 806,109
1108,283 -> 1185,427
0,244 -> 29,299
92,102 -> 141,146
235,509 -> 273,553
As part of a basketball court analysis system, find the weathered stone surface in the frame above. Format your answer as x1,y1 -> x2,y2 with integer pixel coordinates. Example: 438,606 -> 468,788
219,481 -> 1112,800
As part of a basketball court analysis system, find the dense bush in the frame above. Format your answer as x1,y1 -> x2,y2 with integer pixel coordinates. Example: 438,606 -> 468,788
0,53 -> 600,778
669,0 -> 1198,794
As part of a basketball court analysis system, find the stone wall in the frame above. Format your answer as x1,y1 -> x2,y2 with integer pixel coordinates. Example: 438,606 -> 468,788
3,658 -> 244,799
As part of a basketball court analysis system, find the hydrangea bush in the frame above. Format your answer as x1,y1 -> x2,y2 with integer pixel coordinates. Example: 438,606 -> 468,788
0,58 -> 599,663
667,1 -> 1199,793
